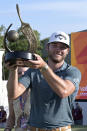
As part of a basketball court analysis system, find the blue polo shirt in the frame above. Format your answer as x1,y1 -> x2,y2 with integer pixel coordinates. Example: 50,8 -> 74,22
19,62 -> 81,129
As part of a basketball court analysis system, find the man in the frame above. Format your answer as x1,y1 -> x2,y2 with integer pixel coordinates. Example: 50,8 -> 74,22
6,31 -> 81,131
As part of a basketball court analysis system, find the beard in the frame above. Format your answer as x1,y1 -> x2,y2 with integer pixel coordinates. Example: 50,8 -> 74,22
48,53 -> 66,64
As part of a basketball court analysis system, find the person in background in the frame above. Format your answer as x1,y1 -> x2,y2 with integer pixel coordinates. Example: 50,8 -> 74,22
72,104 -> 75,125
4,67 -> 30,131
74,102 -> 83,125
0,106 -> 7,128
6,31 -> 81,131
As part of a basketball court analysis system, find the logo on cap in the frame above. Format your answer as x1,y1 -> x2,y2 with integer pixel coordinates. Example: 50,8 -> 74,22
55,34 -> 67,40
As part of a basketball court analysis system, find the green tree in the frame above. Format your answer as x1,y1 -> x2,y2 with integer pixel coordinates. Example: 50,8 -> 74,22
34,30 -> 43,57
40,37 -> 49,60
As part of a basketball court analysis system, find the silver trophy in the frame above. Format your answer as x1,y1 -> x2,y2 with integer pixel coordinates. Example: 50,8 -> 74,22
4,4 -> 37,67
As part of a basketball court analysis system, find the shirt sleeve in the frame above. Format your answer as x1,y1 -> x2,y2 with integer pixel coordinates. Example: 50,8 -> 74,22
64,66 -> 81,88
18,69 -> 31,89
64,66 -> 81,100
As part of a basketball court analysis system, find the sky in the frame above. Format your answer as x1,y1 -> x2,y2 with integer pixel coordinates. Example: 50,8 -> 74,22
1,0 -> 87,40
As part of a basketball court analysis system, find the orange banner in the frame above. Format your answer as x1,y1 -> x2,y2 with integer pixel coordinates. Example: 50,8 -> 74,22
71,32 -> 87,100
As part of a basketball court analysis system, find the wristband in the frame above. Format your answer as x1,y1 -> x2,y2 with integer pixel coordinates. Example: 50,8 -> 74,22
40,64 -> 48,72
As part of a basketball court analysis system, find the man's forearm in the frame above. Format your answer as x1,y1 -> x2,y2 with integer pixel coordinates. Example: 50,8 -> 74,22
7,68 -> 18,99
40,65 -> 66,96
7,67 -> 26,99
40,64 -> 75,98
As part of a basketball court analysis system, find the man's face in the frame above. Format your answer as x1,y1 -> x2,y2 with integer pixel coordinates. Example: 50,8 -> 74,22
47,42 -> 69,63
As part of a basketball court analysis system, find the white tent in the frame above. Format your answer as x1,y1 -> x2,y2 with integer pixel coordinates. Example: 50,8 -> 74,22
0,49 -> 8,116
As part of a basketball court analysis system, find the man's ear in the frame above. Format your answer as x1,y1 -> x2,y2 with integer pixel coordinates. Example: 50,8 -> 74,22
66,48 -> 69,54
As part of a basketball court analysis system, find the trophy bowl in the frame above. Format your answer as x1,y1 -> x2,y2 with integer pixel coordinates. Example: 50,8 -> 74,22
5,51 -> 36,66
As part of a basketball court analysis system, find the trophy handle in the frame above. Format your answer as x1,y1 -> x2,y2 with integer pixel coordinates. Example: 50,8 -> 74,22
16,4 -> 37,53
16,4 -> 24,25
4,24 -> 13,52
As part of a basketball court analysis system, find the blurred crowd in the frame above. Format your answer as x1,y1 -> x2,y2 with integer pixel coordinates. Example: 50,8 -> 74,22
0,106 -> 7,128
72,102 -> 83,125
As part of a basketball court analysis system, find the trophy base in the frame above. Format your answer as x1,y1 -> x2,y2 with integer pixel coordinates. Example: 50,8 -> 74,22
5,51 -> 36,67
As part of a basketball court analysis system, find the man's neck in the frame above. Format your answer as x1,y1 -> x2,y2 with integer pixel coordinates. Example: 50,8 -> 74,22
48,59 -> 64,71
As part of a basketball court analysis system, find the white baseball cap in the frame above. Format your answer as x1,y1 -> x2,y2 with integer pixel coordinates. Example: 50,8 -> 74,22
48,31 -> 70,47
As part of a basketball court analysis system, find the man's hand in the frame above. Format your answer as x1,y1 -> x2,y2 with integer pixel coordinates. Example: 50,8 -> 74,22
26,54 -> 47,69
5,61 -> 18,71
4,54 -> 46,69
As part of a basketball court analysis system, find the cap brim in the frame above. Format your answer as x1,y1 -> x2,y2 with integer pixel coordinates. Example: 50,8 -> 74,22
47,41 -> 69,48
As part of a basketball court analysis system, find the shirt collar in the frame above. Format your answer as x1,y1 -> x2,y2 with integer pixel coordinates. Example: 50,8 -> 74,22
54,61 -> 68,73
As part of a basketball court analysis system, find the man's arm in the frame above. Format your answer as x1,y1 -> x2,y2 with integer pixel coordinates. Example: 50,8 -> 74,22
28,54 -> 81,98
7,67 -> 26,99
40,65 -> 75,98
